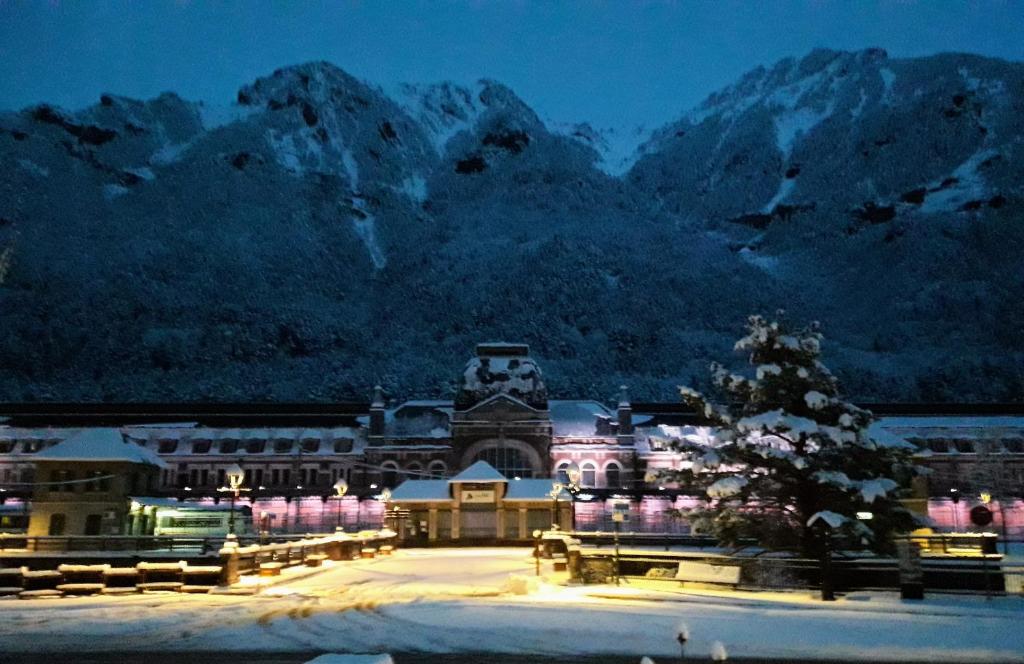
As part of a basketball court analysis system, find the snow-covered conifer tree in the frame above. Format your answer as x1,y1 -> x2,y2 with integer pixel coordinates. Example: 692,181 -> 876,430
664,314 -> 920,557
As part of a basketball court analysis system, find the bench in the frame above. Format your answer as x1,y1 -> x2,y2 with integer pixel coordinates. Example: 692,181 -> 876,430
103,567 -> 139,589
58,564 -> 109,586
378,545 -> 394,557
305,554 -> 328,567
182,565 -> 223,592
101,586 -> 139,595
56,583 -> 105,596
21,569 -> 62,592
18,589 -> 63,600
675,561 -> 741,587
259,562 -> 285,577
360,547 -> 376,559
137,582 -> 184,593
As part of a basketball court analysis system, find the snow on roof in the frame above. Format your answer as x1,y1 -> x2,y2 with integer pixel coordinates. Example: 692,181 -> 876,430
389,480 -> 450,502
875,416 -> 1024,431
35,428 -> 167,467
130,497 -> 233,511
504,479 -> 570,501
449,460 -> 507,483
550,400 -> 612,436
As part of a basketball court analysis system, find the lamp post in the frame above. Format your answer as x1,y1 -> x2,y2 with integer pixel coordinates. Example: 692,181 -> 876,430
333,479 -> 348,531
549,482 -> 564,529
218,463 -> 248,536
564,461 -> 581,531
950,487 -> 960,531
379,487 -> 391,531
532,529 -> 542,576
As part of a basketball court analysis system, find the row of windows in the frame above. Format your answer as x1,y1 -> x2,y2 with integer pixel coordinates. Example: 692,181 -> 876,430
162,466 -> 354,490
554,460 -> 626,488
913,438 -> 1024,455
0,440 -> 58,455
155,438 -> 353,455
380,461 -> 448,488
47,469 -> 112,493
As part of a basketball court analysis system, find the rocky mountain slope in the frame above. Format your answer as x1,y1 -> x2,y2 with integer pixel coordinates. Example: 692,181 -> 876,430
0,49 -> 1021,402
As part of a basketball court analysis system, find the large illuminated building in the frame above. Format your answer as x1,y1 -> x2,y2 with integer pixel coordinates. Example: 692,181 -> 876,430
1,342 -> 1022,535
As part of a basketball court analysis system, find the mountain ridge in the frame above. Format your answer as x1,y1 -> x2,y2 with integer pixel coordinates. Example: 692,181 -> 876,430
0,48 -> 1021,403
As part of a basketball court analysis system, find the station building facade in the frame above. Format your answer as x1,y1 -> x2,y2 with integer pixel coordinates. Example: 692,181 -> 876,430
1,342 -> 1023,535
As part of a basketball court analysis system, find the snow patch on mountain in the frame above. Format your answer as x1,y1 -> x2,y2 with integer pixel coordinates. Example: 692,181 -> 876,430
17,159 -> 49,178
761,178 -> 796,213
197,102 -> 259,131
958,67 -> 1008,97
389,81 -> 486,154
918,148 -> 997,214
879,68 -> 897,104
549,121 -> 652,176
102,184 -> 129,200
766,65 -> 838,158
348,196 -> 386,269
399,175 -> 427,203
266,129 -> 304,174
738,248 -> 779,273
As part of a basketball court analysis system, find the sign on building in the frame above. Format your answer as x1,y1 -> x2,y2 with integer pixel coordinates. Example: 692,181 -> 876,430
461,490 -> 496,504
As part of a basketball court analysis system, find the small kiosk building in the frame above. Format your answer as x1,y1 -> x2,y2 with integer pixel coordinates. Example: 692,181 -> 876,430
387,460 -> 571,542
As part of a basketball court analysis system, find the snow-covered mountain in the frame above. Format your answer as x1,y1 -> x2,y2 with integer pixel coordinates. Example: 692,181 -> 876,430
0,50 -> 1021,402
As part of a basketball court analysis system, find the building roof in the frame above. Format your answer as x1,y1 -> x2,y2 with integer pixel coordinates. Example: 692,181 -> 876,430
389,480 -> 451,502
549,400 -> 612,437
130,496 -> 235,511
35,427 -> 167,467
449,460 -> 507,483
388,476 -> 569,502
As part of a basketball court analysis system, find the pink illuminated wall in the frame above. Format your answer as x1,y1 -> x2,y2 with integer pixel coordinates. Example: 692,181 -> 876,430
926,498 -> 1024,536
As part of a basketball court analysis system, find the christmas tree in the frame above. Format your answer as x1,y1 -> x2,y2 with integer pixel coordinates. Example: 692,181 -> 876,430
665,314 -> 920,557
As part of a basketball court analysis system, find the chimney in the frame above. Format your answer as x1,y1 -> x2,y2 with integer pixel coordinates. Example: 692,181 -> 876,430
617,385 -> 633,444
369,385 -> 386,441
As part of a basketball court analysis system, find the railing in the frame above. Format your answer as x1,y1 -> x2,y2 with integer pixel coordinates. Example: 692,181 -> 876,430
222,529 -> 397,583
0,532 -> 364,555
570,535 -> 1024,596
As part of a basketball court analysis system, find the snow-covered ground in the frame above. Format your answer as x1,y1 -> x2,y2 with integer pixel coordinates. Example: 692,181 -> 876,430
1,548 -> 1022,662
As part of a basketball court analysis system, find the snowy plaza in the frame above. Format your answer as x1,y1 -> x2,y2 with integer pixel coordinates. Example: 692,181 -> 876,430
2,547 -> 1023,663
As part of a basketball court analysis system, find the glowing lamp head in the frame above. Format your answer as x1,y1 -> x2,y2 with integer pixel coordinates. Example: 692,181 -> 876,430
380,488 -> 392,503
225,463 -> 244,489
980,491 -> 992,504
565,461 -> 581,485
334,479 -> 349,497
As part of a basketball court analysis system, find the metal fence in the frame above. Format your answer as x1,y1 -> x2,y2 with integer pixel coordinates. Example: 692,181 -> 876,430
573,534 -> 1024,597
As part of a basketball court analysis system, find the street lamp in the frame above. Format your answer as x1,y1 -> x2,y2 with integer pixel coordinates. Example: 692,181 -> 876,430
333,479 -> 348,531
549,482 -> 564,529
950,487 -> 961,531
379,487 -> 393,533
562,462 -> 582,530
218,463 -> 249,536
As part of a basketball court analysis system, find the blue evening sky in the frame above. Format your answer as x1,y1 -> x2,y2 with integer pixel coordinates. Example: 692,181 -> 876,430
1,1 -> 1022,129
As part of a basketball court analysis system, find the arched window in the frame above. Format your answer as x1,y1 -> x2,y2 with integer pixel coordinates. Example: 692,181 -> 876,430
380,461 -> 399,489
554,461 -> 571,484
580,461 -> 597,488
474,446 -> 534,479
404,461 -> 423,479
604,461 -> 623,489
427,460 -> 448,479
